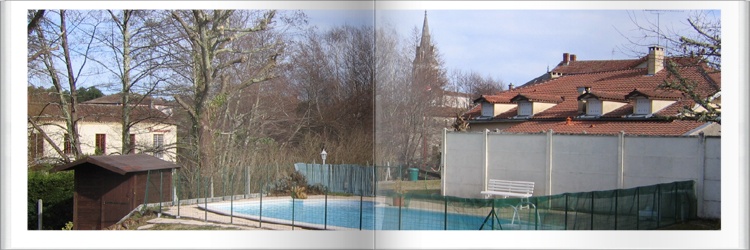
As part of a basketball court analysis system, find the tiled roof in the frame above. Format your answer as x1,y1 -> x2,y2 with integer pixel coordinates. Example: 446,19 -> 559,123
626,89 -> 685,100
577,91 -> 627,101
52,154 -> 179,175
466,51 -> 719,135
502,120 -> 708,136
474,95 -> 513,104
29,102 -> 172,124
85,93 -> 170,106
511,93 -> 564,103
553,58 -> 646,75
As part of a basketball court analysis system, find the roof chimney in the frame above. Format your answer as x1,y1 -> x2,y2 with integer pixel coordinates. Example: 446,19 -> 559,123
647,46 -> 665,75
562,53 -> 570,65
508,83 -> 514,90
570,54 -> 577,62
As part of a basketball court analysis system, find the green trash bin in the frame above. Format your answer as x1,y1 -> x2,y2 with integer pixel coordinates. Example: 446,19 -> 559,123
408,168 -> 419,181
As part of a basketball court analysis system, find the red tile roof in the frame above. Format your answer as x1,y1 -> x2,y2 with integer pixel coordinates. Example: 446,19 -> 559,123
29,102 -> 172,124
553,58 -> 646,75
466,52 -> 720,135
511,93 -> 564,103
84,93 -> 169,106
578,91 -> 627,101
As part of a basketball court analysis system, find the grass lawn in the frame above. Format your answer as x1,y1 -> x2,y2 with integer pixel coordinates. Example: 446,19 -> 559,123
378,179 -> 441,192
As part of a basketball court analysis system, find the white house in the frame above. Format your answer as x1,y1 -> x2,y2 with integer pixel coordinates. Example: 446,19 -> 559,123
28,93 -> 177,164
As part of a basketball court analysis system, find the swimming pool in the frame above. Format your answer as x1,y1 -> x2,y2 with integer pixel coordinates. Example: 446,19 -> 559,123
205,199 -> 516,230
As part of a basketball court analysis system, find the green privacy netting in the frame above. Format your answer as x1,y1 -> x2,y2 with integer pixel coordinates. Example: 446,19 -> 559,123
381,180 -> 697,230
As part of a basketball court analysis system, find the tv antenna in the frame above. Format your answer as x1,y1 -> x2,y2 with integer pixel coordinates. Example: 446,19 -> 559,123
644,10 -> 685,47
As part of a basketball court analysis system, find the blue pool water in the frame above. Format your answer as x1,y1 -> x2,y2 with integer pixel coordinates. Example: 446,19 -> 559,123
207,199 -> 496,230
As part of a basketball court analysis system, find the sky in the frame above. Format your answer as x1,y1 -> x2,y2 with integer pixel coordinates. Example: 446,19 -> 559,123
305,8 -> 716,87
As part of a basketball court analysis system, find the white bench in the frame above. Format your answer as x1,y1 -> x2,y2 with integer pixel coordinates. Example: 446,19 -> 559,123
481,179 -> 535,199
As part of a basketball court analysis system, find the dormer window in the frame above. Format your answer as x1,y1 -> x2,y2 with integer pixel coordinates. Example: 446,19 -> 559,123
510,93 -> 562,118
474,96 -> 515,119
634,97 -> 651,115
586,99 -> 602,116
576,90 -> 628,118
625,89 -> 681,117
481,101 -> 494,117
518,101 -> 532,116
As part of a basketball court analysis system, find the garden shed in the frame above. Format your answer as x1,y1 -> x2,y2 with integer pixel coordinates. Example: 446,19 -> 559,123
51,154 -> 179,230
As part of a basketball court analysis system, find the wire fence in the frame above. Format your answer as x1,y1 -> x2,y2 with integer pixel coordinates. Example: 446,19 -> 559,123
135,163 -> 696,230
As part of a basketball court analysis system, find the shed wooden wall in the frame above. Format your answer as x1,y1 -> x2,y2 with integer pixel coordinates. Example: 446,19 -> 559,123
133,169 -> 173,206
72,165 -> 173,230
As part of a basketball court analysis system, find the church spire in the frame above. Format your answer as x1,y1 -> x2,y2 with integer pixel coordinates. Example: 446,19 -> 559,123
415,10 -> 434,64
420,10 -> 431,47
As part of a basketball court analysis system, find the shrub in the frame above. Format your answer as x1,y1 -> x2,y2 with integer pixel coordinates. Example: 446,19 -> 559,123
27,170 -> 74,230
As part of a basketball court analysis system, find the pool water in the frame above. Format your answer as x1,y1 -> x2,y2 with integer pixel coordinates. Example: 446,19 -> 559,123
207,199 -> 501,230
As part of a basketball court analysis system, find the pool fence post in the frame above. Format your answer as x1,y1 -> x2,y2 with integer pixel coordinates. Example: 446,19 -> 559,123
144,170 -> 151,210
590,191 -> 594,230
292,193 -> 295,230
326,161 -> 330,229
534,198 -> 538,230
204,176 -> 208,222
614,189 -> 618,230
230,172 -> 234,225
656,184 -> 661,228
37,199 -> 42,230
260,171 -> 265,228
176,172 -> 180,218
159,171 -> 163,217
360,170 -> 364,230
398,193 -> 402,230
444,196 -> 447,230
636,187 -> 640,230
564,193 -> 568,230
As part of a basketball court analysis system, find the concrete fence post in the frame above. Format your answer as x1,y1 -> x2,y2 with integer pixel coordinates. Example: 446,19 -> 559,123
483,129 -> 489,192
546,130 -> 554,196
618,131 -> 625,189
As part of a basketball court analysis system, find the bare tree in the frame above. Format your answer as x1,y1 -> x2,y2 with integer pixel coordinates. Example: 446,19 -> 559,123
89,10 -> 175,154
620,10 -> 721,123
27,10 -> 100,163
449,69 -> 505,100
165,10 -> 283,195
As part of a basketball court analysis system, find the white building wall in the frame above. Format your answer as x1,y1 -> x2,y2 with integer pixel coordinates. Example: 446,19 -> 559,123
32,120 -> 177,162
442,131 -> 721,218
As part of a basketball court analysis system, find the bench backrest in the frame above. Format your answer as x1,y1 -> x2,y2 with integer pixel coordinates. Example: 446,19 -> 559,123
487,179 -> 535,195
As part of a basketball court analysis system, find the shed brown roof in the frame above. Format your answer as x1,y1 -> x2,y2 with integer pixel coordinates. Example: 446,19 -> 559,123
52,154 -> 179,175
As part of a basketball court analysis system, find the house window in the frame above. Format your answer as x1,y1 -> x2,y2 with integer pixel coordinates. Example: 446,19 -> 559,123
587,99 -> 602,116
128,134 -> 136,154
635,97 -> 651,115
95,134 -> 106,155
63,133 -> 72,155
518,101 -> 532,116
153,134 -> 164,159
481,102 -> 493,117
30,133 -> 44,159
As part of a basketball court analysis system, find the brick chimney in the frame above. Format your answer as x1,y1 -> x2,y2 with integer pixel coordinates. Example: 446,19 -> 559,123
647,46 -> 665,75
570,54 -> 577,62
562,53 -> 570,65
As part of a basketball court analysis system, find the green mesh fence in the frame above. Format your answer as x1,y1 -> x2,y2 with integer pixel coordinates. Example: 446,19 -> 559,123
384,180 -> 696,230
159,165 -> 695,230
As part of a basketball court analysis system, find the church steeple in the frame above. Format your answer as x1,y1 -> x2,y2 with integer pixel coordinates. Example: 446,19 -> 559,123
414,11 -> 435,68
420,11 -> 431,48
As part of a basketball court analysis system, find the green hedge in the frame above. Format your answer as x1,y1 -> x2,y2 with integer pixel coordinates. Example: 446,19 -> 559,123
27,171 -> 74,230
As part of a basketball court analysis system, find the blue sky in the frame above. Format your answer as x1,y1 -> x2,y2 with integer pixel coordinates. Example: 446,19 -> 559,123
305,9 -> 716,87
